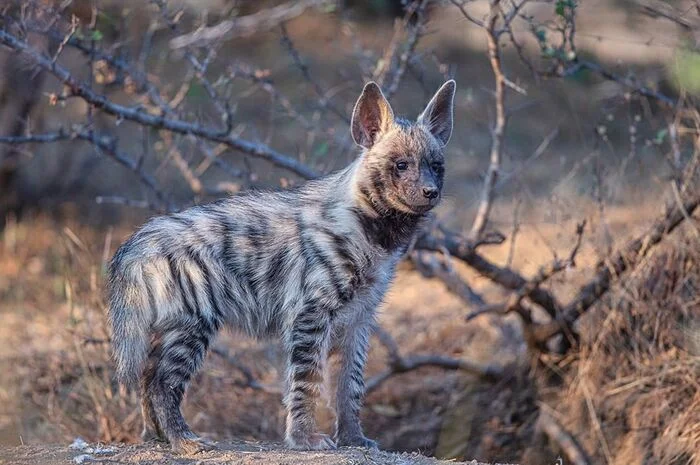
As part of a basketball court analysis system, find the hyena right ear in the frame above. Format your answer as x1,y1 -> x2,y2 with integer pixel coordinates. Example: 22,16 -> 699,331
418,80 -> 456,146
351,82 -> 395,149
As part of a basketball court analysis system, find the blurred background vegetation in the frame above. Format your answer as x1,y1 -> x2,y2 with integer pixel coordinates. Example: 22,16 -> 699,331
0,1 -> 699,464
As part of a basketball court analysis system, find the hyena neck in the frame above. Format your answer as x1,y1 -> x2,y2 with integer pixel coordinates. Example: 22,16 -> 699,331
347,160 -> 425,252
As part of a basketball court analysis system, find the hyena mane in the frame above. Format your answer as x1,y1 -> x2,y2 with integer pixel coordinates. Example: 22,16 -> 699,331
107,79 -> 456,454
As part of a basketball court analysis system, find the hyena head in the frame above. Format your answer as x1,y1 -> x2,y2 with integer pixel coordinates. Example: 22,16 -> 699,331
351,80 -> 456,215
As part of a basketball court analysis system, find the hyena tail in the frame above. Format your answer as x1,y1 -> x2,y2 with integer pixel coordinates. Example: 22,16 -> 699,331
107,256 -> 154,388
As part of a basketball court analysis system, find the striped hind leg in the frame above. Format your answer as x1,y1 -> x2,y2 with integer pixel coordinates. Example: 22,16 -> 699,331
144,321 -> 216,454
139,393 -> 163,442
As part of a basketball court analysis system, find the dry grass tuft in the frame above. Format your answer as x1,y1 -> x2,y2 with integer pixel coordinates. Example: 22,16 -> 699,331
551,232 -> 700,465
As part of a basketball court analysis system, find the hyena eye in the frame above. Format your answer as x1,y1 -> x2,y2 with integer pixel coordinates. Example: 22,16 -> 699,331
396,161 -> 409,171
431,162 -> 444,173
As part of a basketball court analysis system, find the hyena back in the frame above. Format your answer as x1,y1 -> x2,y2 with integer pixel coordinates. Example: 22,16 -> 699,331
107,80 -> 456,453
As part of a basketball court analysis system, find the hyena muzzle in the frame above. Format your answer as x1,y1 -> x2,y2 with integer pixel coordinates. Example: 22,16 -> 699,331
107,80 -> 456,454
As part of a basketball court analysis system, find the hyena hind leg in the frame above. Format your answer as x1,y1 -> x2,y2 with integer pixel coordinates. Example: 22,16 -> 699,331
139,393 -> 164,442
145,327 -> 216,455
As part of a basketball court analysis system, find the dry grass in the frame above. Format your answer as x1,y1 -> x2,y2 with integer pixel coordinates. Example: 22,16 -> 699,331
552,234 -> 700,465
3,193 -> 697,464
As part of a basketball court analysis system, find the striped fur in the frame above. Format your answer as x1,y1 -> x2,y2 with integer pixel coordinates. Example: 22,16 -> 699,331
107,80 -> 456,453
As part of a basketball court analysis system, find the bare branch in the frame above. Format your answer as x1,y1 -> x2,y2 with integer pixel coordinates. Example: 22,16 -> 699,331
415,223 -> 563,317
447,0 -> 486,28
366,326 -> 503,394
469,0 -> 506,240
279,24 -> 349,123
0,28 -> 319,179
0,127 -> 171,210
560,60 -> 676,107
533,188 -> 700,342
169,0 -> 327,49
466,221 -> 586,321
410,250 -> 486,307
382,0 -> 431,100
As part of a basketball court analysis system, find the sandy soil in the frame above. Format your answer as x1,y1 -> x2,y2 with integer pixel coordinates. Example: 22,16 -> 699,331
0,440 -> 502,465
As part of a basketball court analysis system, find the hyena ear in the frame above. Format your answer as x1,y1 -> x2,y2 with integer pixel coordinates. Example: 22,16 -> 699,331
351,82 -> 395,149
418,80 -> 456,146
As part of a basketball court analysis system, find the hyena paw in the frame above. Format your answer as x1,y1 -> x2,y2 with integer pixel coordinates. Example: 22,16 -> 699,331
141,426 -> 166,443
286,432 -> 337,450
171,436 -> 216,455
337,434 -> 379,449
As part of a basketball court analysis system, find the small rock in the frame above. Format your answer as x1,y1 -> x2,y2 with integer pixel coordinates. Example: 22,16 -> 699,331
73,453 -> 94,464
83,445 -> 116,455
68,438 -> 89,451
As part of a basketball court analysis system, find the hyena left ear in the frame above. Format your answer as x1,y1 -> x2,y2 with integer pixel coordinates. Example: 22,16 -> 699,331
418,79 -> 456,146
351,82 -> 395,149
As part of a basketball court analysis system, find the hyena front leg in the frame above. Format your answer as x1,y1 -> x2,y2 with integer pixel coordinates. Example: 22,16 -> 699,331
284,302 -> 336,450
334,323 -> 377,449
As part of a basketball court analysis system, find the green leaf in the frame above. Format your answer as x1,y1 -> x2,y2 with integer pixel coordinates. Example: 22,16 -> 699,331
654,128 -> 668,145
313,141 -> 329,158
535,28 -> 547,43
555,1 -> 565,16
91,30 -> 103,41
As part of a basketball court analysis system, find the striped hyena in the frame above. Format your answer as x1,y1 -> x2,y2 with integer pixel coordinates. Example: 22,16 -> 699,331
108,80 -> 456,453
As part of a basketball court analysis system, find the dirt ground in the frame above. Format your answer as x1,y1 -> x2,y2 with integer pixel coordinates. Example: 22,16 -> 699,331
0,440 -> 500,465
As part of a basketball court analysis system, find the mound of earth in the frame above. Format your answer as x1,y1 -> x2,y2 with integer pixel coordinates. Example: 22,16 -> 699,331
0,440 -> 508,465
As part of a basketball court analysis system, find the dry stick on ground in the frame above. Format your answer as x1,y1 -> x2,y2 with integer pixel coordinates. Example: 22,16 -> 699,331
537,409 -> 592,465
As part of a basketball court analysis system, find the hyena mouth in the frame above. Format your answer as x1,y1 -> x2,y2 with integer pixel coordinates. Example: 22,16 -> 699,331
410,202 -> 437,214
402,195 -> 440,214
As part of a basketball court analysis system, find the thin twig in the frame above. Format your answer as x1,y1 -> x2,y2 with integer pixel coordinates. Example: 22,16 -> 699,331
0,127 -> 171,210
470,0 -> 506,240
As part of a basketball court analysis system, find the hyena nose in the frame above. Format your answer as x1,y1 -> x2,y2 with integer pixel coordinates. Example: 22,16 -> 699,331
422,186 -> 439,199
